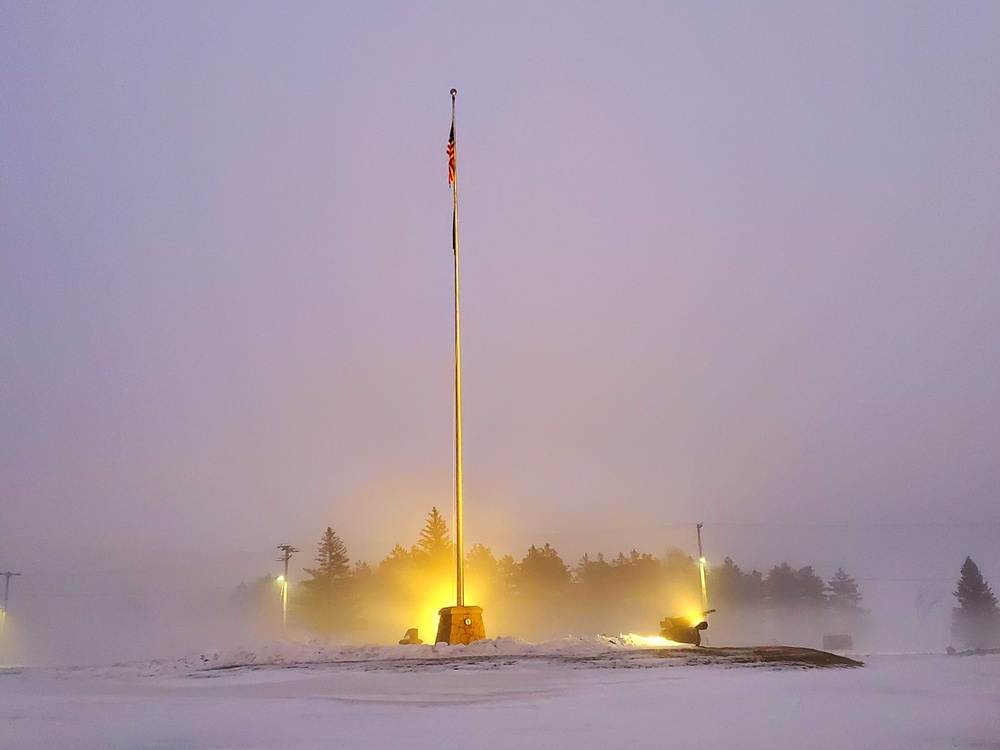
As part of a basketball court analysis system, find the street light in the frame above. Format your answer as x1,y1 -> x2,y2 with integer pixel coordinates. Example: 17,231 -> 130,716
276,545 -> 297,635
276,575 -> 288,632
696,525 -> 709,612
694,525 -> 713,648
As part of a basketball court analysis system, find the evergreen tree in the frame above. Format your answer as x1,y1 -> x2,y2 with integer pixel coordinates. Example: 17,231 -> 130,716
379,543 -> 413,571
743,569 -> 767,606
952,556 -> 1000,650
575,552 -> 613,590
299,527 -> 357,636
767,563 -> 826,608
371,544 -> 415,597
702,558 -> 768,644
303,527 -> 350,588
497,554 -> 518,590
827,568 -> 864,613
573,553 -> 617,613
514,543 -> 571,598
365,543 -> 417,627
661,548 -> 696,582
463,543 -> 505,623
611,549 -> 661,584
710,557 -> 767,607
766,562 -> 798,607
607,549 -> 666,612
415,507 -> 452,564
409,507 -> 452,594
353,560 -> 373,582
466,543 -> 500,589
795,566 -> 827,606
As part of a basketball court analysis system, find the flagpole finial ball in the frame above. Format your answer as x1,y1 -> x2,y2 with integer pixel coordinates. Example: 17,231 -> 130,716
450,88 -> 457,97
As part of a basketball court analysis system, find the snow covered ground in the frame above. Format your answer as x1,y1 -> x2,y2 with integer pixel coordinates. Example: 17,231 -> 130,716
2,638 -> 998,750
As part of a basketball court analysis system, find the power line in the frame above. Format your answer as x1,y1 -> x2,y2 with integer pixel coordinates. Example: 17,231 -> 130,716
708,522 -> 1000,530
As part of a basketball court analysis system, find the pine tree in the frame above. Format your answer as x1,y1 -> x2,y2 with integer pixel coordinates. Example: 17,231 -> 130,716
610,549 -> 665,601
497,554 -> 517,589
827,568 -> 864,613
710,557 -> 767,607
575,552 -> 613,590
369,544 -> 416,609
303,527 -> 350,589
952,556 -> 1000,650
299,527 -> 356,636
514,543 -> 571,598
767,563 -> 826,608
661,548 -> 696,581
466,543 -> 499,582
766,562 -> 798,607
744,569 -> 767,605
795,566 -> 827,606
416,507 -> 452,563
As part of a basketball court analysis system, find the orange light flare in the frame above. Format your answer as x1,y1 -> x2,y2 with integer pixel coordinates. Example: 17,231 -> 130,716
415,578 -> 488,643
621,599 -> 712,648
417,579 -> 454,641
619,633 -> 683,648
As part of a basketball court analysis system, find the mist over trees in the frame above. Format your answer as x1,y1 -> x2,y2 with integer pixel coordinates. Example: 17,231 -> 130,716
951,556 -> 1000,650
230,574 -> 282,633
298,527 -> 359,636
703,558 -> 869,646
230,511 -> 878,648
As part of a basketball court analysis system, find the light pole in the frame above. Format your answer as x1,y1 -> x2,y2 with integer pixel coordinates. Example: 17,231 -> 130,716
1,571 -> 21,663
696,524 -> 709,612
276,546 -> 297,635
276,575 -> 288,632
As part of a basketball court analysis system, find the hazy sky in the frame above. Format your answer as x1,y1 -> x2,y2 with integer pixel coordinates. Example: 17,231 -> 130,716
2,2 -> 999,635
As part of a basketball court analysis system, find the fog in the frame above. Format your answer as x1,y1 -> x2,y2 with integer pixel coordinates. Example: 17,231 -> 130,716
1,515 -> 992,666
2,2 -> 998,666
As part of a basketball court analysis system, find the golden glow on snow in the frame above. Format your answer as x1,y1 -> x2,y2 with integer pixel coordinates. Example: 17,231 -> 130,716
621,633 -> 684,647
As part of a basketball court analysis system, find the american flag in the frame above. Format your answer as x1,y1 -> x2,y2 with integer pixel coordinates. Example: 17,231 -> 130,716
447,122 -> 456,186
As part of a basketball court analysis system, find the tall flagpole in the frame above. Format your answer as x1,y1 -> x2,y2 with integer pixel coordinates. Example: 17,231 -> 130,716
450,88 -> 465,608
436,88 -> 484,644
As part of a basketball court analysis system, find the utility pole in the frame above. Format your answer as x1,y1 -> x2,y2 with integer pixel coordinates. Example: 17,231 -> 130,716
1,571 -> 22,663
276,546 -> 297,635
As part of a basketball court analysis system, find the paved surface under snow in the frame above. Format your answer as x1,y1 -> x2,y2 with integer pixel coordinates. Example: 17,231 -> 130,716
1,639 -> 997,749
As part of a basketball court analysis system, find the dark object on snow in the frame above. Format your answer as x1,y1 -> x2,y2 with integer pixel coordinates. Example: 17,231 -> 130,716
660,609 -> 715,646
823,634 -> 853,651
950,646 -> 1000,656
399,628 -> 423,645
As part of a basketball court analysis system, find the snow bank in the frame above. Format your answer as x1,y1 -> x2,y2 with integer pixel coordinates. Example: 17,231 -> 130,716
84,634 -> 685,677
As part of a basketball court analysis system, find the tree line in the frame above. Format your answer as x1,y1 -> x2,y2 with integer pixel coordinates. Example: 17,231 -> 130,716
233,509 -> 890,646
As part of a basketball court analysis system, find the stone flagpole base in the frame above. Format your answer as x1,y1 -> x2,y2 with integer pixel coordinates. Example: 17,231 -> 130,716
435,605 -> 486,645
